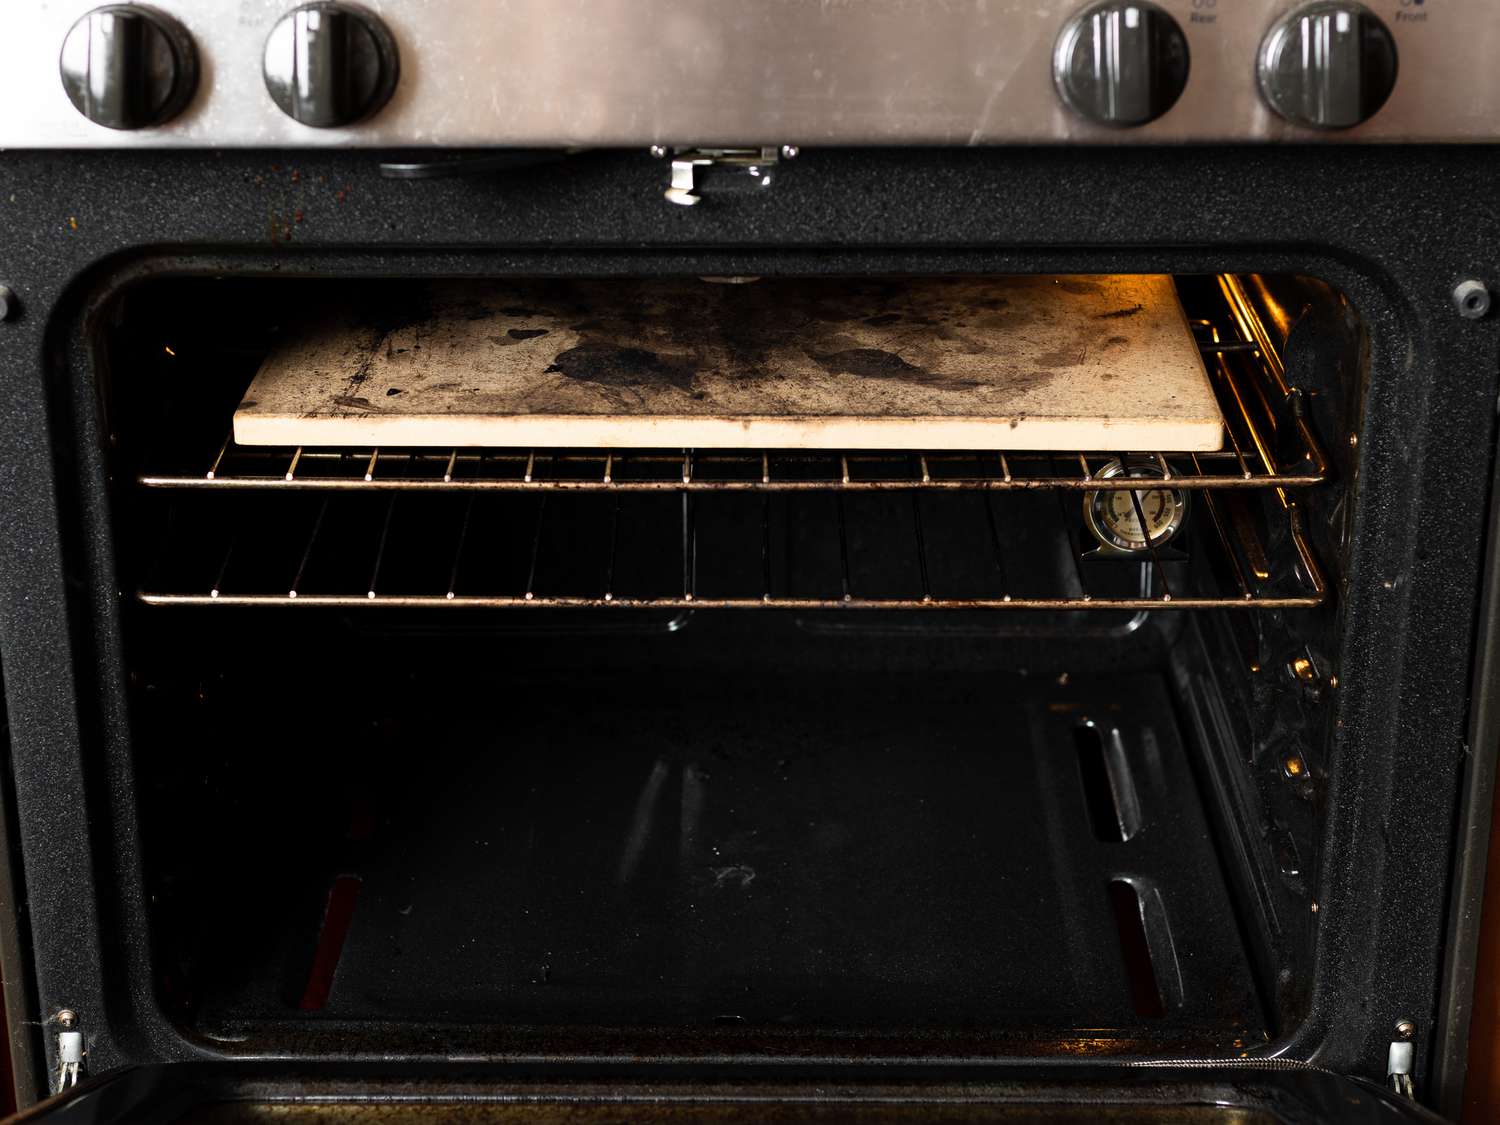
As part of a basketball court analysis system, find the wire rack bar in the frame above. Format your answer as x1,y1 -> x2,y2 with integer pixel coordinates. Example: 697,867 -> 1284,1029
141,593 -> 1325,610
149,467 -> 1324,492
140,447 -> 1324,493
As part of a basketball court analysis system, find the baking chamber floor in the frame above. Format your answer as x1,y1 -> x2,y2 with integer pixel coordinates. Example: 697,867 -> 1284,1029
159,668 -> 1264,1047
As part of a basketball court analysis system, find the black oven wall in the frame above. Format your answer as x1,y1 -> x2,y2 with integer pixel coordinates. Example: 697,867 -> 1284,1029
0,146 -> 1495,1103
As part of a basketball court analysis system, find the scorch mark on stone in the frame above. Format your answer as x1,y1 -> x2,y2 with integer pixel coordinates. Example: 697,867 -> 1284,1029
712,865 -> 757,888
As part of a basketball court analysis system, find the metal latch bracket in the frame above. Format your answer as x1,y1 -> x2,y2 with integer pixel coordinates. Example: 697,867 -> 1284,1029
652,145 -> 798,206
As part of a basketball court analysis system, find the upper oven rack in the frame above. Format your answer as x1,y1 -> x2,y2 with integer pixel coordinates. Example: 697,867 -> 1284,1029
135,310 -> 1328,494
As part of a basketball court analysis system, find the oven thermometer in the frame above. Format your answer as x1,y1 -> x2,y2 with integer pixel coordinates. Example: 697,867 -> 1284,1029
1083,459 -> 1190,555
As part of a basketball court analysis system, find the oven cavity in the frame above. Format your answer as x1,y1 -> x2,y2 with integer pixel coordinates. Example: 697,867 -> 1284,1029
94,272 -> 1362,1060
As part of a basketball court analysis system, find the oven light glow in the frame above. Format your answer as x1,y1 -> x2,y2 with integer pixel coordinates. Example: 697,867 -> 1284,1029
163,345 -> 176,357
1125,6 -> 1140,29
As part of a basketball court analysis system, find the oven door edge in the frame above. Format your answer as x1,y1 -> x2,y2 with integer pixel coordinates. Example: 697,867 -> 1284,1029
1431,417 -> 1500,1117
1,1060 -> 1449,1124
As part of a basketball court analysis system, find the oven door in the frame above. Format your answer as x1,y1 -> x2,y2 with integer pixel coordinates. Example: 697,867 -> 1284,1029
5,1062 -> 1446,1123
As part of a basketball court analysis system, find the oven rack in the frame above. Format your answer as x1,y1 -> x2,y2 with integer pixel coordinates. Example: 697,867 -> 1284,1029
136,308 -> 1328,495
136,482 -> 1327,612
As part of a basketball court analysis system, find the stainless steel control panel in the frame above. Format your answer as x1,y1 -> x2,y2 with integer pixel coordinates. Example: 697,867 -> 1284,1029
1,0 -> 1495,148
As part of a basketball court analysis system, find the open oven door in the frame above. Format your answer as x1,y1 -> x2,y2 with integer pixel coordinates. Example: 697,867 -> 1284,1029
3,1061 -> 1449,1123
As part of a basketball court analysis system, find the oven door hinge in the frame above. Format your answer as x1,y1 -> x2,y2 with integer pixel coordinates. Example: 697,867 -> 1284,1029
652,145 -> 798,206
53,1009 -> 84,1093
1387,1037 -> 1415,1100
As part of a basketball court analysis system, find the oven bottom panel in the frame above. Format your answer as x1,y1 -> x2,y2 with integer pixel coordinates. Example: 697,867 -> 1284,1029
140,619 -> 1261,1052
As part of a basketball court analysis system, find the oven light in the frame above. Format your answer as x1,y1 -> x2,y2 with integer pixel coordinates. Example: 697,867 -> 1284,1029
163,345 -> 176,357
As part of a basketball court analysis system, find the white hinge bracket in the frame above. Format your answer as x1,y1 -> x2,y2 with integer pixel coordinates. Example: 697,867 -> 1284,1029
54,1009 -> 84,1093
1387,1037 -> 1415,1100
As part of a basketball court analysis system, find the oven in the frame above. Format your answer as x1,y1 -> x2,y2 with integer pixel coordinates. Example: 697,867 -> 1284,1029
1,2 -> 1499,1122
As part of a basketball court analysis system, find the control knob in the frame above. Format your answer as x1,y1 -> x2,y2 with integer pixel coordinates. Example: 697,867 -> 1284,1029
1258,2 -> 1398,129
263,2 -> 399,128
59,4 -> 198,130
1053,1 -> 1190,127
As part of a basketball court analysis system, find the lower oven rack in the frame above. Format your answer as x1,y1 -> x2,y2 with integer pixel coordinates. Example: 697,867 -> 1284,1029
135,486 -> 1326,611
150,594 -> 1324,610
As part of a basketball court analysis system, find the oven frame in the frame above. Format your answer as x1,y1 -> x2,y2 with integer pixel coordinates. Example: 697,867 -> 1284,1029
0,145 -> 1495,1109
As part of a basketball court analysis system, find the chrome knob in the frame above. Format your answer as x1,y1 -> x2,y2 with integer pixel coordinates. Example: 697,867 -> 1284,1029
59,5 -> 198,130
1053,1 -> 1190,127
1258,2 -> 1398,129
263,2 -> 399,128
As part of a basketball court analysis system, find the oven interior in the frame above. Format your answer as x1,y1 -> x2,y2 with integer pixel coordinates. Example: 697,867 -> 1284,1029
85,272 -> 1365,1060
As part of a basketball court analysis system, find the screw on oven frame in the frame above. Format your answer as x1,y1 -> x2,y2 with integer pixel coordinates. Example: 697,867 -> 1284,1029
1453,279 -> 1491,320
0,284 -> 17,321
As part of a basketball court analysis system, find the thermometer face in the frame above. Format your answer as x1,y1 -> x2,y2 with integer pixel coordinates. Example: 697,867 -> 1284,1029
1083,460 -> 1189,553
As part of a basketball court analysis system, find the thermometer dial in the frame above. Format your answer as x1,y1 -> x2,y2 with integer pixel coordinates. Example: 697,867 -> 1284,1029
1083,459 -> 1189,554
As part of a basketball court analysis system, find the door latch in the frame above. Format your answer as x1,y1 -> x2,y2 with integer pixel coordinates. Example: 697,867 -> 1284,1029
651,145 -> 798,206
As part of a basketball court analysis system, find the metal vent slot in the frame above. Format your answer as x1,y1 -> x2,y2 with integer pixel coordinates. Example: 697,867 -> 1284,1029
1109,879 -> 1168,1019
1076,723 -> 1142,842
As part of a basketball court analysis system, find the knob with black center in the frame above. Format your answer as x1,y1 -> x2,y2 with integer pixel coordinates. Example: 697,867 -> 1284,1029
59,4 -> 198,130
1053,1 -> 1190,127
1258,2 -> 1398,129
263,2 -> 399,128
